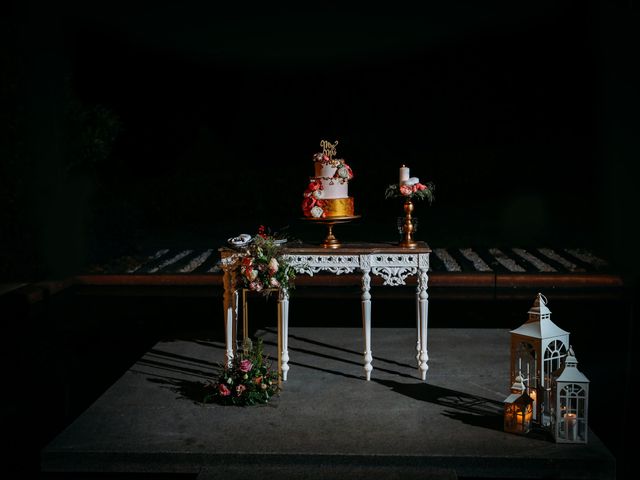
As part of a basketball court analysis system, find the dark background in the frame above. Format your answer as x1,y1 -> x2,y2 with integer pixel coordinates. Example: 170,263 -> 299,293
1,1 -> 639,479
2,0 -> 639,284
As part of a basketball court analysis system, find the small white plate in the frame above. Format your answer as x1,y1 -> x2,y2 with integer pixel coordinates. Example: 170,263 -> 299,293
227,234 -> 252,247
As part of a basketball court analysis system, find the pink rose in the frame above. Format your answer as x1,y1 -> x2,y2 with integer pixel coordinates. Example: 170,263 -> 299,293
302,196 -> 317,215
308,180 -> 322,191
245,268 -> 257,281
268,258 -> 279,274
239,359 -> 253,372
235,384 -> 246,396
399,185 -> 413,196
416,183 -> 427,191
218,383 -> 231,396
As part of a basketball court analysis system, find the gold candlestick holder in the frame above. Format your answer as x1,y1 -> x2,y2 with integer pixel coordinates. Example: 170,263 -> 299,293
399,199 -> 418,248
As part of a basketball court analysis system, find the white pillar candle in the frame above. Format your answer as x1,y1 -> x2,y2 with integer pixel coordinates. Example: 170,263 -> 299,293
564,413 -> 578,441
399,165 -> 410,185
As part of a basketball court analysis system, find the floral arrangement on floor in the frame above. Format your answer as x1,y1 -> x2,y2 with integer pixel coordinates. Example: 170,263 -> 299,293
385,179 -> 435,203
204,338 -> 280,406
239,226 -> 296,294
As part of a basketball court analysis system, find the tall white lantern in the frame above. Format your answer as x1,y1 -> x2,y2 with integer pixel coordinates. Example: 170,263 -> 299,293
510,293 -> 570,426
551,347 -> 590,443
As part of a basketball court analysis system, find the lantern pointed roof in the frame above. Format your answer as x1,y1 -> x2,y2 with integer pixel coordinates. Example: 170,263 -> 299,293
510,293 -> 570,340
554,347 -> 590,384
528,292 -> 551,316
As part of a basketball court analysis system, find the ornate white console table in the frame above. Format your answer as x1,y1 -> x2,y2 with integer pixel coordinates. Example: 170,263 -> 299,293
220,242 -> 431,382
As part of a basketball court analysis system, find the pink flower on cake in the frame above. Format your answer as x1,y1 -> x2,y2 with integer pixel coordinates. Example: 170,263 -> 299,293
310,205 -> 324,218
416,183 -> 427,191
399,185 -> 413,196
239,359 -> 253,373
308,180 -> 323,191
218,383 -> 231,396
235,384 -> 247,396
268,258 -> 279,274
302,196 -> 317,216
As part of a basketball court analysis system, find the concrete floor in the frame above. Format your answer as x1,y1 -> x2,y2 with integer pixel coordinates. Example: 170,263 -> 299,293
41,328 -> 614,479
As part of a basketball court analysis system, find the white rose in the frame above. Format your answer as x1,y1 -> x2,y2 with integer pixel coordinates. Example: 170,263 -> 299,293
269,277 -> 280,288
337,166 -> 349,178
310,206 -> 324,218
313,189 -> 323,199
406,177 -> 420,186
268,257 -> 279,273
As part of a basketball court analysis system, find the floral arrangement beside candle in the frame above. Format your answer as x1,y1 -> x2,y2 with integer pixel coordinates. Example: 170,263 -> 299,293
204,338 -> 280,406
239,226 -> 296,295
385,164 -> 435,203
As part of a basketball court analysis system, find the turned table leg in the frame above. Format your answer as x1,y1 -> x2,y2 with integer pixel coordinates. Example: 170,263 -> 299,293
361,257 -> 373,381
222,264 -> 237,368
417,260 -> 429,381
278,288 -> 290,382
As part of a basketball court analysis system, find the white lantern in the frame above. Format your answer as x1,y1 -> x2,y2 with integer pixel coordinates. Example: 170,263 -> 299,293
510,293 -> 570,426
503,374 -> 534,435
551,347 -> 590,443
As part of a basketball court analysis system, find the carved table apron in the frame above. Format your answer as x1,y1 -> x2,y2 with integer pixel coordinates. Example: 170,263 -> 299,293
220,242 -> 431,382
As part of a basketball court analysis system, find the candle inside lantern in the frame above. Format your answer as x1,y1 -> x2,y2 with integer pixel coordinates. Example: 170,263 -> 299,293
400,165 -> 410,185
528,388 -> 537,421
564,413 -> 578,441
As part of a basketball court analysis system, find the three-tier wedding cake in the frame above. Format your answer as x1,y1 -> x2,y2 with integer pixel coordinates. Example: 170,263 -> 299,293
302,140 -> 355,218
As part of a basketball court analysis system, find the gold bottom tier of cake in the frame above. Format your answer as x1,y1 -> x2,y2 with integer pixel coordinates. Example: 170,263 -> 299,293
322,197 -> 354,217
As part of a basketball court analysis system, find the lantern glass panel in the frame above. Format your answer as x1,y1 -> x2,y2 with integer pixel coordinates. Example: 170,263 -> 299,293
542,340 -> 567,423
515,342 -> 537,386
557,384 -> 587,442
504,403 -> 532,434
544,340 -> 567,385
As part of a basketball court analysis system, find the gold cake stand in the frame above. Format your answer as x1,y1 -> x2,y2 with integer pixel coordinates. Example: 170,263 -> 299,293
301,215 -> 361,249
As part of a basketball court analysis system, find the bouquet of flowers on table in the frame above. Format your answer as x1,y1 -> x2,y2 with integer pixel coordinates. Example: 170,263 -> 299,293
384,179 -> 435,203
239,225 -> 296,296
205,338 -> 280,406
